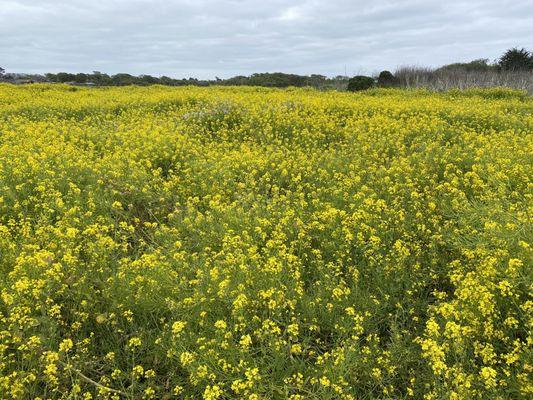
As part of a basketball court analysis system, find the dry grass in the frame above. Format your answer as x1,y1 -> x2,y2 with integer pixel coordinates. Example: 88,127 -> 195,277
394,66 -> 533,93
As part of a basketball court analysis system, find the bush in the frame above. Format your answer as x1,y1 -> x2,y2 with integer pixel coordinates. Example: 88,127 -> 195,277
437,59 -> 496,72
347,75 -> 374,91
377,70 -> 398,87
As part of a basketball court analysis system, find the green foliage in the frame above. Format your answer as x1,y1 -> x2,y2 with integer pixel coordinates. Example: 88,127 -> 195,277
248,72 -> 308,87
498,47 -> 533,71
437,58 -> 497,72
36,72 -> 348,89
222,73 -> 345,89
377,71 -> 398,87
347,75 -> 375,92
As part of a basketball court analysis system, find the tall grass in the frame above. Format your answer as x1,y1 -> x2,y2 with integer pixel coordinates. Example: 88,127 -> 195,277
394,66 -> 533,93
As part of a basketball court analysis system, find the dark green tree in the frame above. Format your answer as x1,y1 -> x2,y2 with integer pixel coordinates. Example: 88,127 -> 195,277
45,73 -> 58,82
159,76 -> 176,86
91,71 -> 111,86
110,73 -> 137,85
347,75 -> 374,92
498,48 -> 533,71
377,71 -> 398,87
74,73 -> 88,83
55,72 -> 76,83
139,75 -> 159,85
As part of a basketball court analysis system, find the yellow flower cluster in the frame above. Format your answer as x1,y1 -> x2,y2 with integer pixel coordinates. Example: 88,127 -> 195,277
0,84 -> 531,399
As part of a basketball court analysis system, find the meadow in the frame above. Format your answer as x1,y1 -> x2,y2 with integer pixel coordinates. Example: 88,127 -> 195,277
0,84 -> 531,399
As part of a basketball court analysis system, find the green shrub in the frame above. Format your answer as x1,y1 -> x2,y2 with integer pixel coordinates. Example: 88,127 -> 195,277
347,75 -> 374,92
377,71 -> 398,87
437,59 -> 497,72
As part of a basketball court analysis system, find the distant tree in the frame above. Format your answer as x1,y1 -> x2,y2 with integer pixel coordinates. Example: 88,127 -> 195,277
437,59 -> 496,72
110,73 -> 137,86
25,74 -> 46,83
45,73 -> 58,82
223,75 -> 249,86
91,71 -> 111,85
347,75 -> 374,92
56,72 -> 76,83
308,74 -> 328,88
0,67 -> 9,82
246,72 -> 309,88
159,76 -> 175,86
139,75 -> 159,85
74,73 -> 88,84
377,71 -> 398,87
498,48 -> 533,71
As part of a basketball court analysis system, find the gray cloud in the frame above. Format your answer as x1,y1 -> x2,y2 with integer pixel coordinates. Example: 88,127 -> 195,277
1,0 -> 532,78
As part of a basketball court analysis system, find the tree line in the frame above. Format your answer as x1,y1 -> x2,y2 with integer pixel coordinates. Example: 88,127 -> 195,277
1,47 -> 531,91
0,69 -> 349,89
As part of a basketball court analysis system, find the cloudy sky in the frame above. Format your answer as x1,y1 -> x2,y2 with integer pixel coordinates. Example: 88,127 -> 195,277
1,0 -> 532,78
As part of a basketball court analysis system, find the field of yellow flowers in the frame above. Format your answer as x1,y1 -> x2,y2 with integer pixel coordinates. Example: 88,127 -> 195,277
0,84 -> 531,399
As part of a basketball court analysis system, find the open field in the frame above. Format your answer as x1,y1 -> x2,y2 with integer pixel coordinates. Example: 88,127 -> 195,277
0,85 -> 531,399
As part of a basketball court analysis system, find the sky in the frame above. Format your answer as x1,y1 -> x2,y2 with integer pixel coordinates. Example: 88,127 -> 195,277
1,0 -> 532,79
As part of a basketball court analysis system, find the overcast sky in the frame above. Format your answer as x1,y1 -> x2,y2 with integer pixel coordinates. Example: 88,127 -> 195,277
1,0 -> 532,78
